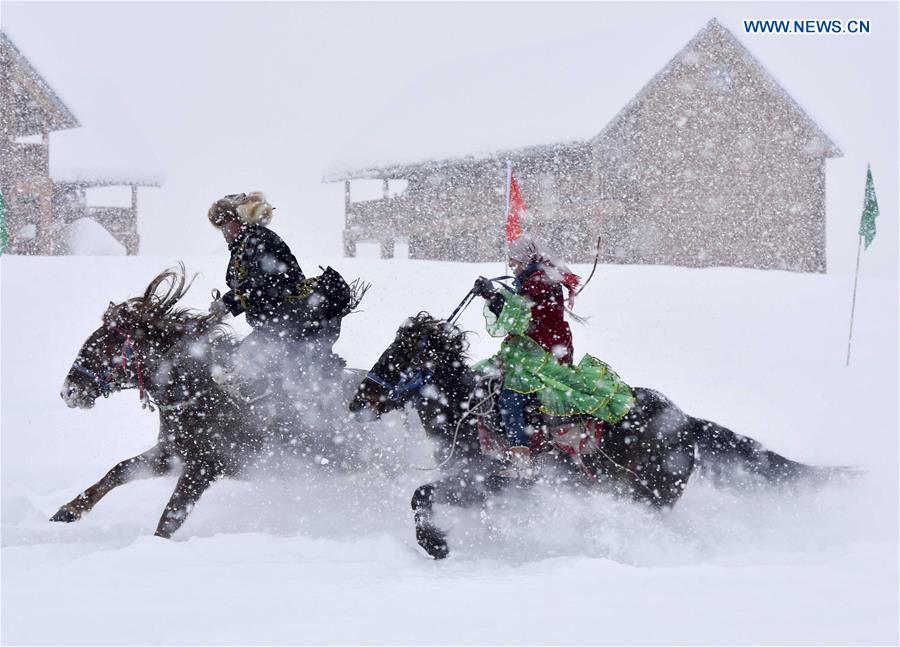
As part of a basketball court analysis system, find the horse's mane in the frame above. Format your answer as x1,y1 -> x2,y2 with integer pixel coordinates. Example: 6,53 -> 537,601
403,311 -> 470,364
104,263 -> 233,345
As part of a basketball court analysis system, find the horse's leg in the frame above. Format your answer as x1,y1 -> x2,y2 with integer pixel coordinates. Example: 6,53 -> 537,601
411,482 -> 449,559
50,445 -> 174,523
154,461 -> 218,539
412,470 -> 500,559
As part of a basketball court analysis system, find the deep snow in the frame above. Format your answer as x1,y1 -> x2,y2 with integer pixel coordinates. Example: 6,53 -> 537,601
1,255 -> 897,645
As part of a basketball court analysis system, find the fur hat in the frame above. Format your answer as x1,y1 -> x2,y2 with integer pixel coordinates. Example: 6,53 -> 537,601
507,234 -> 540,263
507,234 -> 581,307
208,192 -> 274,227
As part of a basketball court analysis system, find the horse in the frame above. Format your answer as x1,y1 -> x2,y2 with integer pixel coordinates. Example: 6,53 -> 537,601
54,266 -> 369,538
349,312 -> 844,559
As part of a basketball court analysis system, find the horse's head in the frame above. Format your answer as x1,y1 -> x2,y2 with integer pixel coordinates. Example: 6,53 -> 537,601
349,312 -> 468,418
60,265 -> 216,409
60,298 -> 150,408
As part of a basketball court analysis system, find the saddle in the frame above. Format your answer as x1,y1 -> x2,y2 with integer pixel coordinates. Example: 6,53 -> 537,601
472,374 -> 604,477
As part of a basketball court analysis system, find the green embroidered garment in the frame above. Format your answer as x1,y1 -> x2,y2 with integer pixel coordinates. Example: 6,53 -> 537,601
476,290 -> 634,423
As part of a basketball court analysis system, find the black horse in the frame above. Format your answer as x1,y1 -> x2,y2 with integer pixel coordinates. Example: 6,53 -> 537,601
350,312 -> 843,559
55,266 -> 369,538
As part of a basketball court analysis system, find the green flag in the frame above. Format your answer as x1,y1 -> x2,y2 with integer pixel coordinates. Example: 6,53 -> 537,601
858,164 -> 879,249
0,190 -> 7,255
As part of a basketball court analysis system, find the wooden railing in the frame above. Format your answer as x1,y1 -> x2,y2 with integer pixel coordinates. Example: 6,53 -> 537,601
345,197 -> 415,240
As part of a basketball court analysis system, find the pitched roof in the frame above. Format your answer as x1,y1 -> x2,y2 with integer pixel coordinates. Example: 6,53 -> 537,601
325,18 -> 841,181
0,31 -> 79,136
592,19 -> 841,156
2,29 -> 164,186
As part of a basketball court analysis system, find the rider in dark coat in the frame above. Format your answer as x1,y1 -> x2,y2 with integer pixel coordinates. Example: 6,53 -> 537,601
208,192 -> 343,399
221,217 -> 306,331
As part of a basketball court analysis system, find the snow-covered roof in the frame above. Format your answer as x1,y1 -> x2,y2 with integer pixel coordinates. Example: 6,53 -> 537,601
48,85 -> 164,187
2,29 -> 164,187
325,19 -> 840,181
593,20 -> 841,157
0,31 -> 79,135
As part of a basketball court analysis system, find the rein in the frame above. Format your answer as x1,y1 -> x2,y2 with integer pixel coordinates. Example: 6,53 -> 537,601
445,276 -> 513,327
446,290 -> 476,327
364,334 -> 435,405
363,329 -> 478,470
364,367 -> 433,404
413,382 -> 495,471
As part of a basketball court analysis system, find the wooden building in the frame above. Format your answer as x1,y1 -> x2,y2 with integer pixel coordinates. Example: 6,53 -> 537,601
1,32 -> 159,255
0,31 -> 78,255
326,20 -> 840,272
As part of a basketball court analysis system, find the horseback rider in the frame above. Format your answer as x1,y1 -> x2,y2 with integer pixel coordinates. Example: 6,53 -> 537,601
208,192 -> 347,399
472,235 -> 580,478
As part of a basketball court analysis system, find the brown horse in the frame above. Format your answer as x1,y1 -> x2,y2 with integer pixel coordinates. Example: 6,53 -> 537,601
54,266 -> 368,537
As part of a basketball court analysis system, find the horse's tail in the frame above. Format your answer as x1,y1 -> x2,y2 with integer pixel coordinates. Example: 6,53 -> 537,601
690,418 -> 858,486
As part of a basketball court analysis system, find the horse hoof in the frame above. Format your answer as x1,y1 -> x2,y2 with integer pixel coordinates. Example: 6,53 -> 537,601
50,508 -> 78,523
416,526 -> 450,560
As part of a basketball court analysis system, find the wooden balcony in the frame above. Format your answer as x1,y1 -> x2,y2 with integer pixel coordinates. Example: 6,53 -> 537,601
345,196 -> 419,240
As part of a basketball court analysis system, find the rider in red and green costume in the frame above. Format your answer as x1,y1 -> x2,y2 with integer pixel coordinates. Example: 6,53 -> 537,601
473,235 -> 633,477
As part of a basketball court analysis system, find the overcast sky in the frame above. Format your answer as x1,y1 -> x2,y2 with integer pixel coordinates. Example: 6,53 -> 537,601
2,1 -> 897,277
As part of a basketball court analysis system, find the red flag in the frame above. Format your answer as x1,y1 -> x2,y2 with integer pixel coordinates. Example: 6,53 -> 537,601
505,172 -> 525,244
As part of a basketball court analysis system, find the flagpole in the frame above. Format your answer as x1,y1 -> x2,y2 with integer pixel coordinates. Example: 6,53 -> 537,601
845,234 -> 863,366
502,160 -> 512,273
505,160 -> 512,216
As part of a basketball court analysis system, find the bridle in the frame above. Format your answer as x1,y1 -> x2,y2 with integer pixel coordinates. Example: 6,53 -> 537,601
365,281 -> 512,407
364,328 -> 483,471
364,336 -> 433,406
71,327 -> 148,406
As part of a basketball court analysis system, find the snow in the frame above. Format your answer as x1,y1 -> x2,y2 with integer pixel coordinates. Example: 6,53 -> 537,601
0,3 -> 897,641
62,218 -> 126,255
1,254 -> 897,644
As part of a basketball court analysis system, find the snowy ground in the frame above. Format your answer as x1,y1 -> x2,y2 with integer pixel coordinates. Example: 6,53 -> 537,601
1,255 -> 897,645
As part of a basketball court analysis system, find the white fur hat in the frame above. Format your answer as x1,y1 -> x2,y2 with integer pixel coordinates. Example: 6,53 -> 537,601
208,192 -> 274,227
235,192 -> 274,226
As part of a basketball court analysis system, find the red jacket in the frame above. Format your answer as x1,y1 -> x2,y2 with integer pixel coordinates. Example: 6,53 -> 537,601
517,266 -> 574,364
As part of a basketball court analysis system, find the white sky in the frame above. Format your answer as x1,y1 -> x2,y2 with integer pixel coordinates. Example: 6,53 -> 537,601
2,1 -> 897,278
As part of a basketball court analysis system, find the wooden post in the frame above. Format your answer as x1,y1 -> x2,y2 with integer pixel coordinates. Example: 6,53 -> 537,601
342,180 -> 354,257
380,239 -> 394,259
382,178 -> 389,199
35,132 -> 54,255
128,185 -> 139,254
343,230 -> 356,258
